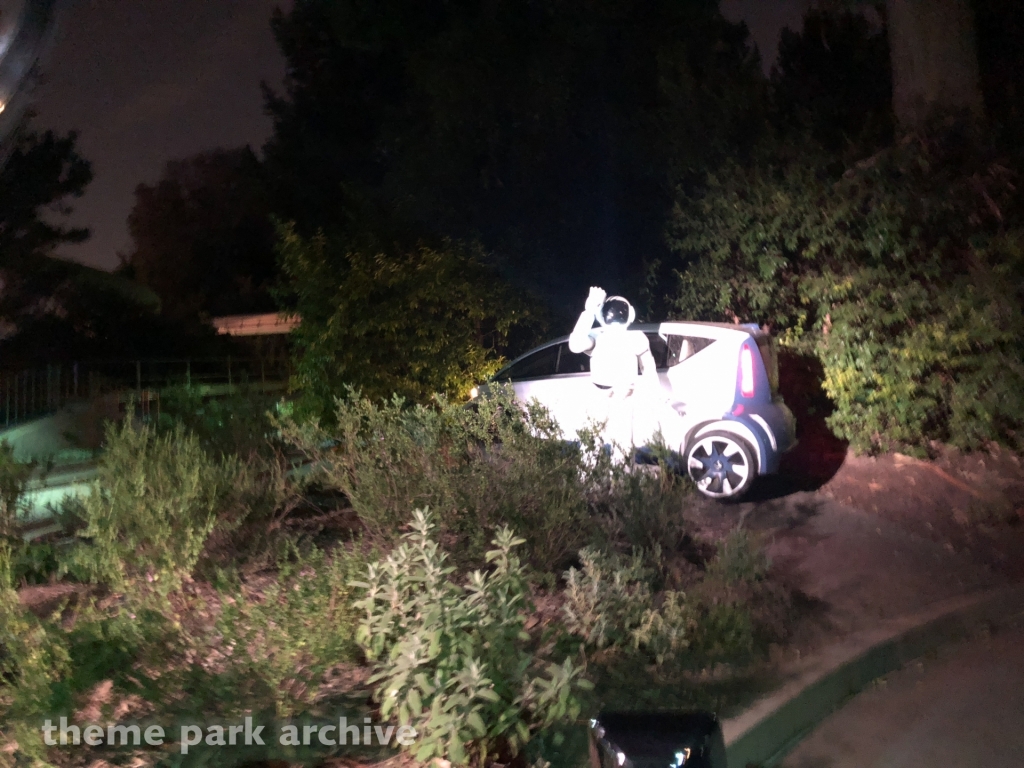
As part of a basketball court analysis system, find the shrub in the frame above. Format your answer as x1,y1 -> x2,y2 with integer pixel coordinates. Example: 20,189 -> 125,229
283,388 -> 592,574
562,547 -> 653,650
0,442 -> 62,586
705,529 -> 769,585
0,545 -> 71,763
212,544 -> 366,717
564,528 -> 772,669
68,419 -> 242,593
659,137 -> 1024,454
683,601 -> 755,664
563,547 -> 692,666
353,509 -> 591,766
583,436 -> 696,561
0,441 -> 32,542
156,383 -> 283,459
276,223 -> 541,420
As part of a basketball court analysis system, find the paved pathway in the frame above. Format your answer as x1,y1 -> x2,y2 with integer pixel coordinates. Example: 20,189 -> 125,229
780,624 -> 1024,768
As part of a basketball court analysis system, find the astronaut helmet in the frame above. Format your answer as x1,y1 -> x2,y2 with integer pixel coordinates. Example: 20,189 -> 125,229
598,296 -> 636,328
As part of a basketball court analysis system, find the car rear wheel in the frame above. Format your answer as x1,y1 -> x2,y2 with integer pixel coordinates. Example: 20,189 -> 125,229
686,431 -> 755,499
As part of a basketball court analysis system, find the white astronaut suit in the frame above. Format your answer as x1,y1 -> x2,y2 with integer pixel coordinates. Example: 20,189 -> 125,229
568,287 -> 660,453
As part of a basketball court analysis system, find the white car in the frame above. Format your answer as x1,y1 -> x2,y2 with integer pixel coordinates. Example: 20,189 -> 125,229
482,322 -> 796,499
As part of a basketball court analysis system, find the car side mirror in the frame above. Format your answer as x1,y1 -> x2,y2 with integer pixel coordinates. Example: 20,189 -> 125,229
589,711 -> 727,768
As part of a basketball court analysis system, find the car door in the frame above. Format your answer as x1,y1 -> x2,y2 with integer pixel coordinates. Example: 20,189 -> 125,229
661,332 -> 733,417
497,343 -> 594,438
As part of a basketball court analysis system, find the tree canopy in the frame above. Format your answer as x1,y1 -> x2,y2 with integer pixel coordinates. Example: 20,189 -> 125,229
647,4 -> 1024,454
121,147 -> 278,322
277,222 -> 540,419
0,129 -> 92,320
262,0 -> 765,311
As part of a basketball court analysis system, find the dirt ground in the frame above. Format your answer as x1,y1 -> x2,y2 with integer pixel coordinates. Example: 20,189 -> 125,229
817,446 -> 1024,575
685,419 -> 1024,661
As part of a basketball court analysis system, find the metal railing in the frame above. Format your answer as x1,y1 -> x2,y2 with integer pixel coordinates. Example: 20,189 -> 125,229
0,357 -> 291,428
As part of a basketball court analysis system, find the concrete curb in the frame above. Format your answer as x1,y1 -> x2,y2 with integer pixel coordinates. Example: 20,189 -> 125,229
722,583 -> 1024,768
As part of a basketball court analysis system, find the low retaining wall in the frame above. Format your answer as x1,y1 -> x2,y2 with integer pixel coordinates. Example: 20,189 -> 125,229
723,584 -> 1024,767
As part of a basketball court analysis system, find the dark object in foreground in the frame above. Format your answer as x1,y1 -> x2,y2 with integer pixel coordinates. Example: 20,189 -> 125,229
589,711 -> 727,768
0,0 -> 60,159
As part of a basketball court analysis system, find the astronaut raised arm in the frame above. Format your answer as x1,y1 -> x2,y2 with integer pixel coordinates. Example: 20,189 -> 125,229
568,286 -> 606,354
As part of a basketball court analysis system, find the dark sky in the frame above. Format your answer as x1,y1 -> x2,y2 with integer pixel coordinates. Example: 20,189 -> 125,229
33,0 -> 809,272
33,0 -> 289,270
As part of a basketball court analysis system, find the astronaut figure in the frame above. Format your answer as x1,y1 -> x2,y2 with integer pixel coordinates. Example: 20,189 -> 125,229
568,287 -> 660,453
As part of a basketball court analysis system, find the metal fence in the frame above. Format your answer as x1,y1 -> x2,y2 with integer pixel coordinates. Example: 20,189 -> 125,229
0,357 -> 291,428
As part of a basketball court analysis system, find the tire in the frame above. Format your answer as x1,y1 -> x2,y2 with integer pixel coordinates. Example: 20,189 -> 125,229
685,430 -> 756,500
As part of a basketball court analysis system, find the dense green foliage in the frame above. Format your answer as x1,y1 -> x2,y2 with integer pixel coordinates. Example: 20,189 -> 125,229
0,441 -> 32,543
563,529 -> 773,669
68,420 -> 243,592
355,510 -> 590,766
0,546 -> 73,764
282,388 -> 591,572
156,384 -> 282,459
659,136 -> 1024,453
277,225 -> 539,416
212,545 -> 366,717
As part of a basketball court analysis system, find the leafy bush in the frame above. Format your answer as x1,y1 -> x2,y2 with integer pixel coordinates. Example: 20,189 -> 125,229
564,528 -> 773,668
583,437 -> 696,561
562,548 -> 653,650
0,441 -> 32,542
659,137 -> 1024,453
0,545 -> 71,763
563,547 -> 692,666
284,388 -> 592,574
276,223 -> 541,420
68,419 -> 243,593
705,529 -> 769,585
354,510 -> 591,766
0,443 -> 64,586
156,383 -> 282,459
213,544 -> 366,717
10,541 -> 61,586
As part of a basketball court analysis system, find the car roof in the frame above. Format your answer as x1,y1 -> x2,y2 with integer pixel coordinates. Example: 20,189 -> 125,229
496,321 -> 763,373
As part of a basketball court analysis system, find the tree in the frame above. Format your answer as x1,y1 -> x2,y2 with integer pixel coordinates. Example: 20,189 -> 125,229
121,147 -> 277,323
0,129 -> 92,322
262,0 -> 766,312
276,223 -> 540,419
0,128 -> 228,364
886,0 -> 984,129
974,0 -> 1024,141
659,136 -> 1024,454
772,9 -> 892,153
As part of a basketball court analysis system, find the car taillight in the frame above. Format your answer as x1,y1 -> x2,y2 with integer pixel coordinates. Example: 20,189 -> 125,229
740,346 -> 755,398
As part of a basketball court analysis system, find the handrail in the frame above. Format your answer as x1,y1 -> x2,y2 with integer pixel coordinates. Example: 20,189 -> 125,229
0,357 -> 291,428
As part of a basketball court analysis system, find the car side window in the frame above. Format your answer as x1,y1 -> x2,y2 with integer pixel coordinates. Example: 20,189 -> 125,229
497,345 -> 561,381
555,342 -> 590,374
643,332 -> 669,370
664,334 -> 716,367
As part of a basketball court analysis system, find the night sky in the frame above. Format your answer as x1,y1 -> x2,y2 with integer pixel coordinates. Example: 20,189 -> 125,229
33,0 -> 810,272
